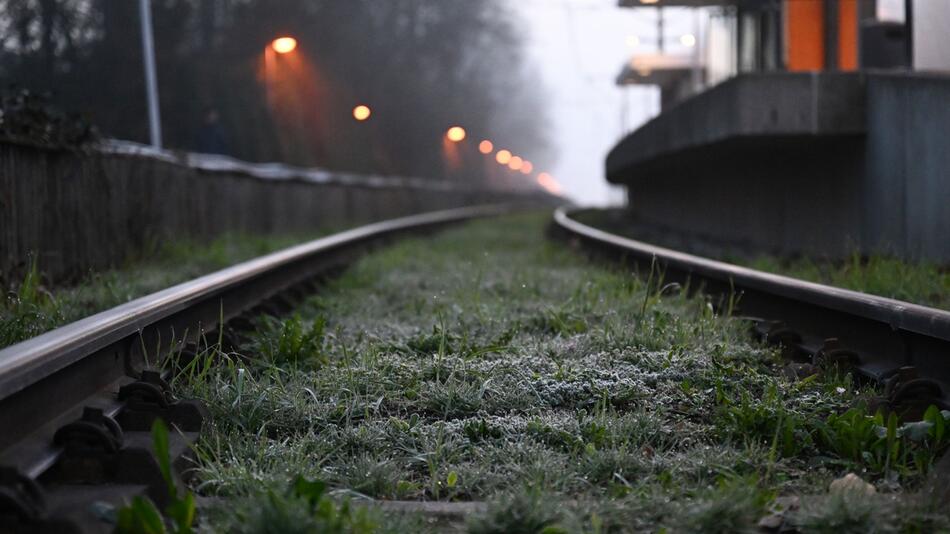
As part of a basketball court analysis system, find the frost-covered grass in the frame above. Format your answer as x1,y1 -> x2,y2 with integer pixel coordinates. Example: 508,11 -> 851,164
179,214 -> 950,533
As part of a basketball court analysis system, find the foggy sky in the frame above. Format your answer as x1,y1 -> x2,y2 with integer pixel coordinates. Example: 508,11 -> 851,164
516,0 -> 662,206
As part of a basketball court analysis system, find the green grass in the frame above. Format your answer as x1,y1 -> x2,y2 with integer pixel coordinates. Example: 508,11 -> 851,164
573,209 -> 950,311
166,213 -> 950,532
748,253 -> 950,310
0,232 -> 328,348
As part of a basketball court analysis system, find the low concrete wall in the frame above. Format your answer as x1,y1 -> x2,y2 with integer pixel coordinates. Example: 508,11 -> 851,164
623,137 -> 866,257
606,72 -> 866,181
0,140 -> 551,283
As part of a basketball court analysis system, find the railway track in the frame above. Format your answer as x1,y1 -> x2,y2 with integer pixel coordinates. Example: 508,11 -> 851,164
553,207 -> 950,418
0,204 -> 517,533
3,204 -> 950,531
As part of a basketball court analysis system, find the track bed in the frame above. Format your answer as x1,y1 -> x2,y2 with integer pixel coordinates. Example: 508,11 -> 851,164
188,213 -> 950,532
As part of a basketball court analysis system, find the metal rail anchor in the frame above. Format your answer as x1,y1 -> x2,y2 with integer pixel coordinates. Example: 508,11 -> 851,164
52,407 -> 125,483
881,367 -> 947,421
116,370 -> 206,432
50,407 -> 172,508
0,466 -> 48,529
812,338 -> 860,372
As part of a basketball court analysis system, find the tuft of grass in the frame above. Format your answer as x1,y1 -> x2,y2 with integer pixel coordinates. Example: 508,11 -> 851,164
211,476 -> 379,534
246,315 -> 328,368
115,420 -> 196,534
466,490 -> 564,534
673,478 -> 771,534
0,258 -> 61,346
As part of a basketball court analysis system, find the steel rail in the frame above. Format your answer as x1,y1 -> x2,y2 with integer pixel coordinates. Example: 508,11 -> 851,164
0,203 -> 521,531
552,206 -> 950,407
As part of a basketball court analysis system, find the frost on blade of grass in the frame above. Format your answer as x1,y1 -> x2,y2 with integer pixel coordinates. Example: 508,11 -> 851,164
177,213 -> 950,532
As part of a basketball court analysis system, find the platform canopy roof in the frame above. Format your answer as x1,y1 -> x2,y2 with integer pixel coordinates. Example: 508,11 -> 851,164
616,53 -> 697,86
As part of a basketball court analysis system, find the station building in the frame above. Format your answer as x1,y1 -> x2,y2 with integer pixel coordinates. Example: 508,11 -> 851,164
609,0 -> 950,262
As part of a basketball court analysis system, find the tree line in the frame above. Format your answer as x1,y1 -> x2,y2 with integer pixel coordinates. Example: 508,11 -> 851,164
0,0 -> 551,182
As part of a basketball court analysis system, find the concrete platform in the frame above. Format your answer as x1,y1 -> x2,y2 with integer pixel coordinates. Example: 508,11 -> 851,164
607,71 -> 866,182
606,71 -> 950,263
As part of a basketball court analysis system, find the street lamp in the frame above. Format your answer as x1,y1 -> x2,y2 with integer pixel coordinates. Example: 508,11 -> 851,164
537,172 -> 562,194
478,140 -> 494,154
353,105 -> 371,121
446,126 -> 466,142
271,37 -> 298,54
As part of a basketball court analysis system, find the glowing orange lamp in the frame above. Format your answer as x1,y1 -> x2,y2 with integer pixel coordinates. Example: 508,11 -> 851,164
271,37 -> 297,54
446,126 -> 467,142
353,105 -> 372,121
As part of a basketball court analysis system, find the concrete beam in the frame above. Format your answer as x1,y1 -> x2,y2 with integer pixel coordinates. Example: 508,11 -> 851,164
606,72 -> 867,185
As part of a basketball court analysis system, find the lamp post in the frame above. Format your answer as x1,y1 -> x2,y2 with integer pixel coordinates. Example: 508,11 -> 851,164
139,0 -> 162,149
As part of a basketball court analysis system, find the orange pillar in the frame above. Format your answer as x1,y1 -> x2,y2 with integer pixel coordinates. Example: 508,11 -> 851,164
838,0 -> 859,70
785,0 -> 825,71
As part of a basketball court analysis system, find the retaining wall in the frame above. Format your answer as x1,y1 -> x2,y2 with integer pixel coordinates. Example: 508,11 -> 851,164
0,140 -> 552,283
863,73 -> 950,261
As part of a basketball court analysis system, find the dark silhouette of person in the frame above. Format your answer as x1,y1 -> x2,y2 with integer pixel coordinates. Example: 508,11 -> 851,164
196,107 -> 229,155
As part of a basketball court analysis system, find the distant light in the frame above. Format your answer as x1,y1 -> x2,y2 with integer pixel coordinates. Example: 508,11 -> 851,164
625,35 -> 640,47
496,150 -> 512,165
478,140 -> 494,154
446,126 -> 466,142
680,34 -> 696,47
537,172 -> 563,195
508,156 -> 523,171
271,37 -> 298,54
640,0 -> 659,4
353,105 -> 371,121
521,161 -> 533,174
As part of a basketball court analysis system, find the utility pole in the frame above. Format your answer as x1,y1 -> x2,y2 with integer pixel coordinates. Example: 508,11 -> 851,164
139,0 -> 162,149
